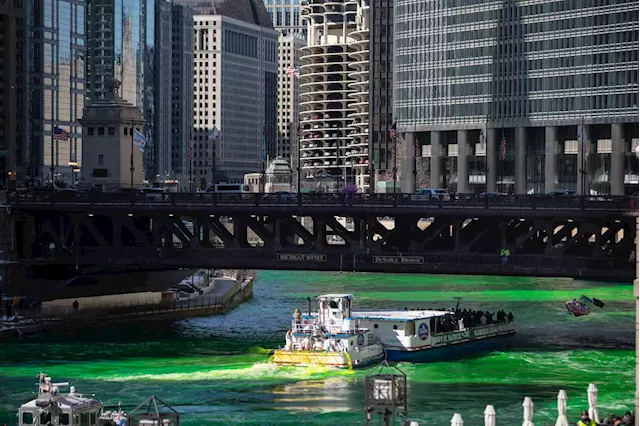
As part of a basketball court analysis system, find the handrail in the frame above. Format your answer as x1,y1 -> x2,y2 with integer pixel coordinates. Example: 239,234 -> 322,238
6,191 -> 638,213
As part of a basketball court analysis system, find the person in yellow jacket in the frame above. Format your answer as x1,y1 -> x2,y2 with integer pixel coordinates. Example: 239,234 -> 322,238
500,247 -> 510,265
577,410 -> 597,426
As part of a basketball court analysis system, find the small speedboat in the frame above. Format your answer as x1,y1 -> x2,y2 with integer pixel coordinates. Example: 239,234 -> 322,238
565,299 -> 590,317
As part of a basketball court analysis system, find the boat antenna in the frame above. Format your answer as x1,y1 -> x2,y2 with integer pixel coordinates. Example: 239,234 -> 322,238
453,297 -> 462,311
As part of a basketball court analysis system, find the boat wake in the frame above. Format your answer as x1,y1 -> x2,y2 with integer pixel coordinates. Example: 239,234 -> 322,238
101,362 -> 353,383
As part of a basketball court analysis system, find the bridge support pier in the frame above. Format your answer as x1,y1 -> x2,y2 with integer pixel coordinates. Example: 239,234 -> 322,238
515,127 -> 527,194
430,131 -> 442,189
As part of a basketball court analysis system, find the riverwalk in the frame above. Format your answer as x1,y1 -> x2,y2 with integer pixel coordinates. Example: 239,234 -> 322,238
0,276 -> 254,340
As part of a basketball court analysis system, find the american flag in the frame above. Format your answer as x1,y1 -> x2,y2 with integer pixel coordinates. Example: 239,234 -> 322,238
389,122 -> 397,140
53,126 -> 70,141
500,133 -> 507,161
188,139 -> 193,161
286,65 -> 300,78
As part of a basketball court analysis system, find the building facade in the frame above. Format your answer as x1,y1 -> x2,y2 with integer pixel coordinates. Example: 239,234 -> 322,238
0,0 -> 26,187
17,0 -> 86,186
394,0 -> 639,195
86,0 -> 155,178
155,1 -> 194,189
367,0 -> 394,191
184,0 -> 278,187
264,0 -> 306,38
299,0 -> 358,191
263,0 -> 306,189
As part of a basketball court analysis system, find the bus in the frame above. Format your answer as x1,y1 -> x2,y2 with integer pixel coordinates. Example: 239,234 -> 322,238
204,183 -> 251,193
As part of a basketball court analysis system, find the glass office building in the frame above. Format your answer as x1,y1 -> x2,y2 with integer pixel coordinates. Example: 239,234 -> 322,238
22,0 -> 86,185
86,0 -> 155,177
394,0 -> 638,195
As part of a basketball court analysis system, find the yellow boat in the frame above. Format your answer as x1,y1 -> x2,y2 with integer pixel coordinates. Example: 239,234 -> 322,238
270,294 -> 385,369
271,349 -> 355,369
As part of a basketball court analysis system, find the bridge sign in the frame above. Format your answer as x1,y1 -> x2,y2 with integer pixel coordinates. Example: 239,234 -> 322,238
372,255 -> 424,265
277,253 -> 327,262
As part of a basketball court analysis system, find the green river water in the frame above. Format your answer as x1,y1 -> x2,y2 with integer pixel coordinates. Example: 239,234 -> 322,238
0,271 -> 635,425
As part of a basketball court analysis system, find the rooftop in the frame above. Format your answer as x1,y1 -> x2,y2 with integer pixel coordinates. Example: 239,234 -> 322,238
176,0 -> 273,28
352,309 -> 452,322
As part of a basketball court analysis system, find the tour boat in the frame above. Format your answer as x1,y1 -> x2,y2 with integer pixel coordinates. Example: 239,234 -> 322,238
271,294 -> 386,369
274,294 -> 516,367
352,307 -> 516,362
18,373 -> 127,426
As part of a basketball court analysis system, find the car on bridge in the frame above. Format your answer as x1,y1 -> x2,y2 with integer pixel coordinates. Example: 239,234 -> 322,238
412,188 -> 451,201
546,189 -> 576,197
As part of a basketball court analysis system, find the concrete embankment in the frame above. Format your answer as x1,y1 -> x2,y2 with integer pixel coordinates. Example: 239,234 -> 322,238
0,275 -> 254,340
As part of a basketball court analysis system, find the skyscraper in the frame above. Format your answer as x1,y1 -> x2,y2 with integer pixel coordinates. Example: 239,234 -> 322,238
393,0 -> 639,195
299,0 -> 366,191
85,0 -> 156,178
0,0 -> 26,186
180,0 -> 278,186
22,0 -> 86,186
155,1 -> 194,189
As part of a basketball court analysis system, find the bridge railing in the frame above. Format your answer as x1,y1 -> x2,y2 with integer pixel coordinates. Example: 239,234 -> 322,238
7,191 -> 638,212
30,246 -> 631,272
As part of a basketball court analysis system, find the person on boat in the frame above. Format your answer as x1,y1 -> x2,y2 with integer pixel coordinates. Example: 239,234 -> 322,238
507,312 -> 514,322
577,410 -> 597,426
73,300 -> 79,311
293,309 -> 302,324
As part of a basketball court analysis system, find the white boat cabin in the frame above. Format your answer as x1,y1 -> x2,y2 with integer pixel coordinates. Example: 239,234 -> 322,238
19,374 -> 103,426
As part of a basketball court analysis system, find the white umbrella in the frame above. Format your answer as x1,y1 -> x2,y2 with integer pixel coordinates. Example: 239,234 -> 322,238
587,383 -> 600,424
484,405 -> 496,426
555,390 -> 569,426
522,397 -> 534,426
451,413 -> 464,426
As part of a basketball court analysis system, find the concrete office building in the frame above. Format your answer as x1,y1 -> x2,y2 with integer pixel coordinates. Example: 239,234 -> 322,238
16,0 -> 87,186
275,32 -> 304,164
0,0 -> 26,187
263,0 -> 306,188
299,0 -> 359,190
86,0 -> 156,179
264,0 -> 307,37
155,1 -> 194,189
394,0 -> 639,195
181,0 -> 278,187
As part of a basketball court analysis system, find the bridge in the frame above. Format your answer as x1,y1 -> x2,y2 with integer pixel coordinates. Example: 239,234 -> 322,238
5,192 -> 639,281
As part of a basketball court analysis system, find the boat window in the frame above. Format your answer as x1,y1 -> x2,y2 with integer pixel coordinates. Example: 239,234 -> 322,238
392,325 -> 398,330
329,300 -> 338,309
373,324 -> 378,329
90,412 -> 97,425
22,412 -> 34,424
80,412 -> 89,426
59,413 -> 70,425
430,317 -> 436,334
405,322 -> 416,335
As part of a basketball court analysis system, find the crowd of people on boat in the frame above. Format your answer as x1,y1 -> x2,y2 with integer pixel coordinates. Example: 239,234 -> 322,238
403,307 -> 514,333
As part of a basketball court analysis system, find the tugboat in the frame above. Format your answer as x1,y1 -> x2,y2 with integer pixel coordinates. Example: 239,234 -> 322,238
18,373 -> 127,426
271,294 -> 386,368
